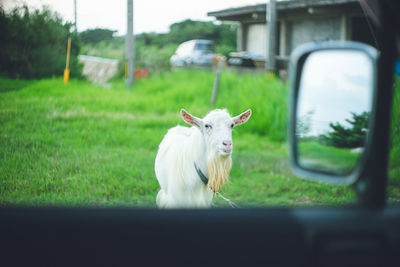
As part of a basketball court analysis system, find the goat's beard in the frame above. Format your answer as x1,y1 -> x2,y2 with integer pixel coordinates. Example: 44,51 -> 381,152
206,151 -> 232,192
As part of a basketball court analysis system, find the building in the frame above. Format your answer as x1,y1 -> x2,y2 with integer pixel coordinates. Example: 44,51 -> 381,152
208,0 -> 376,70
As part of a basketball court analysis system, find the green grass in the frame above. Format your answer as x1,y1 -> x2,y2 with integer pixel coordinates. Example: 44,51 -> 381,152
0,70 -> 358,207
387,77 -> 400,203
81,38 -> 125,60
298,141 -> 360,175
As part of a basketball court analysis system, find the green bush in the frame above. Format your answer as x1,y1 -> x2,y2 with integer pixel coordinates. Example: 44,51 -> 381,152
388,77 -> 400,191
216,44 -> 236,58
80,38 -> 125,60
0,6 -> 82,79
390,77 -> 400,152
136,44 -> 177,72
80,28 -> 116,44
320,112 -> 369,148
167,20 -> 236,47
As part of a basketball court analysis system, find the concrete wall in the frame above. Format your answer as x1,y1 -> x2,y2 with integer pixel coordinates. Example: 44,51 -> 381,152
240,15 -> 349,60
78,55 -> 121,83
241,16 -> 344,59
246,24 -> 268,57
287,16 -> 342,52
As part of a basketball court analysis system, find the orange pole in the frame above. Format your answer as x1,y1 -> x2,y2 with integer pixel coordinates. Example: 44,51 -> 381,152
64,37 -> 71,84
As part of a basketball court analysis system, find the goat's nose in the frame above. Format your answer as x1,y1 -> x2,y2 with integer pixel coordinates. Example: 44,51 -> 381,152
222,140 -> 232,147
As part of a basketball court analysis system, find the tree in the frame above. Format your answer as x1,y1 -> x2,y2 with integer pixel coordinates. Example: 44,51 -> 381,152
80,28 -> 116,44
0,6 -> 82,79
167,19 -> 236,50
296,110 -> 315,138
135,19 -> 237,57
321,111 -> 370,148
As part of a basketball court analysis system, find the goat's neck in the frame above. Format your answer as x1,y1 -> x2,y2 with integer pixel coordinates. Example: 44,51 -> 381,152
191,127 -> 208,176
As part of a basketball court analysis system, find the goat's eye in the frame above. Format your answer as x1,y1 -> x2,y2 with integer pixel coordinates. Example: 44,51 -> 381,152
230,123 -> 234,128
205,124 -> 212,129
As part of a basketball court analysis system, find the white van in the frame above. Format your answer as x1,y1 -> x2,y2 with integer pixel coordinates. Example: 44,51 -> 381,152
170,39 -> 216,67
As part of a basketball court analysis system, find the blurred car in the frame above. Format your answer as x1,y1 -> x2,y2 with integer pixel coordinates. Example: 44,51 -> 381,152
228,51 -> 262,68
170,39 -> 216,67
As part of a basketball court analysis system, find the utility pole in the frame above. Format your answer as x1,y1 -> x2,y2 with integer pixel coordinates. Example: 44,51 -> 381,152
126,0 -> 135,87
266,0 -> 276,72
74,0 -> 77,33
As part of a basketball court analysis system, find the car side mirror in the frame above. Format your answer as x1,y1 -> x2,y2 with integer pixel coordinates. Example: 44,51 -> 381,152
289,41 -> 378,185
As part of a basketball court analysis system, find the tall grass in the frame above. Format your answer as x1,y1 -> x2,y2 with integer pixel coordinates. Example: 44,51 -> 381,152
0,70 -> 358,206
110,70 -> 287,141
217,71 -> 287,141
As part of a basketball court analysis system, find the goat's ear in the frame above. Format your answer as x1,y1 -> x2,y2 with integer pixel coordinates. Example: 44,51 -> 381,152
180,109 -> 202,128
233,109 -> 252,126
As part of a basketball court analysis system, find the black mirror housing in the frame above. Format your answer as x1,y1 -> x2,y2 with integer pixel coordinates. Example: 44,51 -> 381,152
288,41 -> 379,185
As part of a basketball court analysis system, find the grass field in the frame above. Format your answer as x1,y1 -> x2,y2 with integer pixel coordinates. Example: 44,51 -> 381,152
2,70 -> 399,207
298,141 -> 360,175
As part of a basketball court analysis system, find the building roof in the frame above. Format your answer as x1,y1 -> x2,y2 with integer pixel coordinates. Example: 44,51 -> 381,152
207,0 -> 359,20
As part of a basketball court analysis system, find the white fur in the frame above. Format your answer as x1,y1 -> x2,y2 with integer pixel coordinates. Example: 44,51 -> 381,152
155,108 -> 251,208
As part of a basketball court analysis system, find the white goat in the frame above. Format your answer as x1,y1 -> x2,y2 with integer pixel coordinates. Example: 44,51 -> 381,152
155,108 -> 251,208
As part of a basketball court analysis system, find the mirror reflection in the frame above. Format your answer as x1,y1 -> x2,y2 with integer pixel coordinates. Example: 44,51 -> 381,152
296,50 -> 373,175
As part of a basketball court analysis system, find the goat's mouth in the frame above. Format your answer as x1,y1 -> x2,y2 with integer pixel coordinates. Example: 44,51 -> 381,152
220,148 -> 232,156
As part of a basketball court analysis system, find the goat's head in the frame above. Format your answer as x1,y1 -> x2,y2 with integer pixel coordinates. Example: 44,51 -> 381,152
180,108 -> 252,191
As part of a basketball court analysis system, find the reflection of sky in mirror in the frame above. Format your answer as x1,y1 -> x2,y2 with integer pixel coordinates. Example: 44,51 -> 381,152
297,50 -> 373,136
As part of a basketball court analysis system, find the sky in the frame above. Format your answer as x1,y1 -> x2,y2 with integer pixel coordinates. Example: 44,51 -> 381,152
297,50 -> 373,136
2,0 -> 265,35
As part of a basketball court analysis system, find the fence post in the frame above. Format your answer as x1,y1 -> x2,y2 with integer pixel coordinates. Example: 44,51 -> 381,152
211,56 -> 224,106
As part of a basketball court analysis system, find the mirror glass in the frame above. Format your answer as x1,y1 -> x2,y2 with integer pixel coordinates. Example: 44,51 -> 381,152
296,50 -> 373,175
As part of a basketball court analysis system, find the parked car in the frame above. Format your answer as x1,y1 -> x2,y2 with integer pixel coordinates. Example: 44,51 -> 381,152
170,39 -> 216,67
228,51 -> 262,68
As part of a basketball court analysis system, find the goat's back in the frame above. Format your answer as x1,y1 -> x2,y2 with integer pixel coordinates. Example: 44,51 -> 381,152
155,125 -> 194,190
